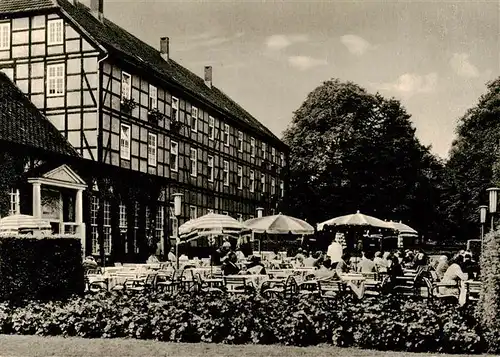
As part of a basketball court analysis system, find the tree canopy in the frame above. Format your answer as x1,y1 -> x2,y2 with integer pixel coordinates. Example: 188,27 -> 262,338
282,79 -> 446,240
444,77 -> 500,240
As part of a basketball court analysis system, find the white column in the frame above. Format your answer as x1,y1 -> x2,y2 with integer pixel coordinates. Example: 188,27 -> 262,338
75,189 -> 83,224
32,183 -> 41,218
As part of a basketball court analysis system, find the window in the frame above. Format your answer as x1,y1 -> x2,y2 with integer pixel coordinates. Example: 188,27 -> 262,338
120,124 -> 130,160
47,64 -> 65,96
208,155 -> 214,182
272,147 -> 276,163
169,204 -> 178,240
133,202 -> 140,253
0,23 -> 11,50
224,124 -> 230,146
261,173 -> 266,193
190,206 -> 197,220
237,166 -> 243,189
271,178 -> 276,195
9,188 -> 19,215
238,131 -> 243,152
170,141 -> 178,172
121,71 -> 131,100
103,200 -> 112,255
119,203 -> 127,231
190,147 -> 197,177
223,160 -> 229,186
171,96 -> 179,121
191,106 -> 198,132
249,171 -> 255,193
156,206 -> 164,254
91,196 -> 99,255
149,84 -> 157,110
280,152 -> 285,167
262,142 -> 267,160
250,138 -> 255,157
47,19 -> 63,45
280,180 -> 284,198
148,133 -> 157,166
208,116 -> 215,140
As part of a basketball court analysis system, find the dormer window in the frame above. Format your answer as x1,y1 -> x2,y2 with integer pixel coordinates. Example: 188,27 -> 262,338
121,72 -> 131,100
149,84 -> 157,110
47,19 -> 64,45
171,96 -> 179,121
0,23 -> 11,50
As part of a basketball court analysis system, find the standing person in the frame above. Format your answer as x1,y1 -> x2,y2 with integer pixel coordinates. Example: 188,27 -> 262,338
327,236 -> 343,267
167,247 -> 176,263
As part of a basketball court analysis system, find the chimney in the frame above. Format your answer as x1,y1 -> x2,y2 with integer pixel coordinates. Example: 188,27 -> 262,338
256,207 -> 264,218
204,66 -> 212,88
160,37 -> 169,61
90,0 -> 104,22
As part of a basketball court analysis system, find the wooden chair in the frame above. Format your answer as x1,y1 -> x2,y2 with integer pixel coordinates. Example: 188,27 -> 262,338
156,270 -> 178,294
126,273 -> 158,292
85,275 -> 108,292
423,277 -> 461,304
194,273 -> 224,293
223,276 -> 254,294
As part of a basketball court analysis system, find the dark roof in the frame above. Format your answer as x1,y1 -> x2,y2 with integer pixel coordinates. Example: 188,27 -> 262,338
0,72 -> 78,157
0,0 -> 57,14
54,0 -> 283,145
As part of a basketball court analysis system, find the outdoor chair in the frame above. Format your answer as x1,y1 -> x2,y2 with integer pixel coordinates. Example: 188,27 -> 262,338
223,276 -> 255,294
423,277 -> 462,304
110,273 -> 144,291
194,273 -> 224,293
361,272 -> 385,296
393,269 -> 425,297
126,273 -> 158,292
84,275 -> 108,293
260,276 -> 287,298
156,270 -> 178,294
317,277 -> 345,300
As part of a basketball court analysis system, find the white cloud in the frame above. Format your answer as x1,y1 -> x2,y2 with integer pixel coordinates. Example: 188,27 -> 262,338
177,32 -> 244,52
288,56 -> 327,71
450,53 -> 480,78
265,34 -> 308,51
340,34 -> 373,56
376,72 -> 438,95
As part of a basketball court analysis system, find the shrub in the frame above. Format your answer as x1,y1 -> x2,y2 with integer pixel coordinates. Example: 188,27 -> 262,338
0,236 -> 84,301
0,290 -> 489,354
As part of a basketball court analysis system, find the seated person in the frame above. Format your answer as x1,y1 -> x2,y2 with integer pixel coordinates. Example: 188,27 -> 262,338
167,247 -> 176,262
295,248 -> 306,262
146,253 -> 160,264
462,252 -> 479,279
358,251 -> 376,273
336,252 -> 351,276
235,248 -> 245,262
303,251 -> 316,267
83,256 -> 98,272
373,251 -> 387,271
222,251 -> 240,275
245,256 -> 266,275
440,255 -> 468,297
435,255 -> 449,280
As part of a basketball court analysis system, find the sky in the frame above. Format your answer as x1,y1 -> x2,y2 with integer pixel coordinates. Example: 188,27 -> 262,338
88,0 -> 499,158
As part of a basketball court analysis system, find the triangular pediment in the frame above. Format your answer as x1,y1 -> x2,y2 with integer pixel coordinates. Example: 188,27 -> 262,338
42,165 -> 86,186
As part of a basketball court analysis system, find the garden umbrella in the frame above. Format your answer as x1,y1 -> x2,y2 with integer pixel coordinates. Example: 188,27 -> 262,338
244,213 -> 314,235
385,220 -> 418,235
179,212 -> 250,242
0,214 -> 51,235
317,211 -> 390,231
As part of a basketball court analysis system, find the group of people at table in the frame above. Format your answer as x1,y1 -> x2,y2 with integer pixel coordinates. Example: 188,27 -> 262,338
83,237 -> 480,302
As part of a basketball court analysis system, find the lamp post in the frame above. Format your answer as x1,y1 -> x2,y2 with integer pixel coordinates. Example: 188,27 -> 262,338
479,205 -> 488,241
173,193 -> 183,270
487,187 -> 500,232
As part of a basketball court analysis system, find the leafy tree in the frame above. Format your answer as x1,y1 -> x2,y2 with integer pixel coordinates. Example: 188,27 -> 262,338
444,78 -> 500,240
282,79 -> 446,240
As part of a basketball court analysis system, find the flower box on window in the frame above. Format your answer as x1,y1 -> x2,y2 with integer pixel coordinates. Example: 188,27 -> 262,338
120,98 -> 137,113
170,120 -> 183,132
148,108 -> 163,123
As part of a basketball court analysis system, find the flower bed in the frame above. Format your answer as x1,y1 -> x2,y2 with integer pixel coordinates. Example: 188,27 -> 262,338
0,291 -> 490,354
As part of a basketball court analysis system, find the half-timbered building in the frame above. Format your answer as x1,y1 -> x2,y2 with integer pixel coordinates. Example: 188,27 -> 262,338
0,0 -> 289,264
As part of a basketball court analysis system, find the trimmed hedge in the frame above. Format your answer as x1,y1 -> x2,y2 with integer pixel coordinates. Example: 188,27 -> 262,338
0,291 -> 487,354
0,236 -> 84,301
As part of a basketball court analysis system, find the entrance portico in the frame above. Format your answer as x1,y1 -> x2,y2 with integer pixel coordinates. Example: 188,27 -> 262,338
28,165 -> 88,255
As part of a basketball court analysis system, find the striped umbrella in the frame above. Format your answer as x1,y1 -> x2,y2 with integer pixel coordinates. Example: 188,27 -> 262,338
385,220 -> 418,235
0,214 -> 51,234
317,210 -> 390,231
178,212 -> 249,242
244,213 -> 314,235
